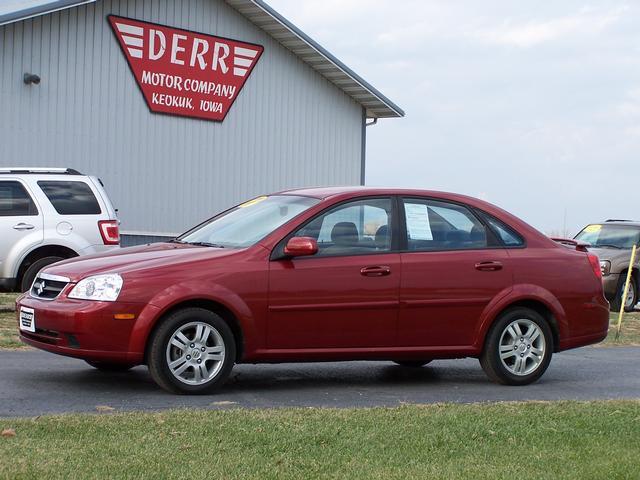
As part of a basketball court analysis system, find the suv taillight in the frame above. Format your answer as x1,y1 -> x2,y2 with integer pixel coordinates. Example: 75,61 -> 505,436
98,220 -> 120,245
587,253 -> 602,280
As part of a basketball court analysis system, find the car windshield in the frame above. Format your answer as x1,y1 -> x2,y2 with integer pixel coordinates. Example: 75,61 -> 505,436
178,195 -> 320,248
575,224 -> 640,249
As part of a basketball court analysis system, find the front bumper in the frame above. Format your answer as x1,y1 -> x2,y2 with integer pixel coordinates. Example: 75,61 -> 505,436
17,294 -> 157,364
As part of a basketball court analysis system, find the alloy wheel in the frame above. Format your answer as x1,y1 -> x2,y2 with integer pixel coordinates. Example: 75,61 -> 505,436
498,319 -> 546,376
165,321 -> 226,385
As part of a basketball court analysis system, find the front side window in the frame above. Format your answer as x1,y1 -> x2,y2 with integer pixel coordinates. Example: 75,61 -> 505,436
293,198 -> 393,256
179,195 -> 320,249
38,181 -> 101,215
0,181 -> 38,216
403,198 -> 488,251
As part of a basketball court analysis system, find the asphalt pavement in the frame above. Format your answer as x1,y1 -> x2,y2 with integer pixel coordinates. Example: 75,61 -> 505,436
0,347 -> 638,417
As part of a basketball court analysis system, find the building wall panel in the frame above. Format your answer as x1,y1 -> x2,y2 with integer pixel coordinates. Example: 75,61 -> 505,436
0,0 -> 363,236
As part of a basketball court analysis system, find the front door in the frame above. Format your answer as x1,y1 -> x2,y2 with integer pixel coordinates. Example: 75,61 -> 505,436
268,197 -> 401,349
0,180 -> 44,281
398,197 -> 512,347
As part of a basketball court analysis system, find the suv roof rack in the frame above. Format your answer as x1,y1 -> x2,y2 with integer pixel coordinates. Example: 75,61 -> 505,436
0,167 -> 82,175
605,219 -> 634,223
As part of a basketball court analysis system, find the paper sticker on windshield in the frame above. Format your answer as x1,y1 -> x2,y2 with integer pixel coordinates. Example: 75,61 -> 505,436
239,196 -> 267,208
584,225 -> 602,233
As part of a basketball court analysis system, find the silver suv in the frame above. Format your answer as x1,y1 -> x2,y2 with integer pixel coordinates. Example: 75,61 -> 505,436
0,168 -> 119,292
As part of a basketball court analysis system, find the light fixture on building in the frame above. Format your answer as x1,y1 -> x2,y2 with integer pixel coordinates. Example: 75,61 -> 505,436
23,73 -> 41,85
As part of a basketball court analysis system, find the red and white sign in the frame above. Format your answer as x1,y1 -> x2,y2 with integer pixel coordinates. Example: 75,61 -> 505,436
108,15 -> 264,122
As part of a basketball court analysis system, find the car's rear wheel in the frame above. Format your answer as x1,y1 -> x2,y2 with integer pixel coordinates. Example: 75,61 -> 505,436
20,256 -> 64,292
393,360 -> 432,368
85,360 -> 135,372
611,276 -> 637,313
147,308 -> 236,394
480,307 -> 553,386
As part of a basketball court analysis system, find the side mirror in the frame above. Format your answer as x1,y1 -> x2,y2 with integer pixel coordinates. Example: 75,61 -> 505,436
284,237 -> 318,257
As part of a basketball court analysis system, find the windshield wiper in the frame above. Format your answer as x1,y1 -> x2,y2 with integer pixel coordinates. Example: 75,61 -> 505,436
186,241 -> 226,248
167,239 -> 187,244
594,244 -> 622,249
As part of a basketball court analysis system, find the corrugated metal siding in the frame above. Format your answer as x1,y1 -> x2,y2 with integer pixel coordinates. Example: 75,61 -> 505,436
0,0 -> 363,236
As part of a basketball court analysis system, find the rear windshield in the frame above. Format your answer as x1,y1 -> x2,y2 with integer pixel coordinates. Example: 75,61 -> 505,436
37,181 -> 102,215
575,224 -> 640,249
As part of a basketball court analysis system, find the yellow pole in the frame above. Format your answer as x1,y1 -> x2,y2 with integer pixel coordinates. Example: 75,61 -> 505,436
615,244 -> 637,341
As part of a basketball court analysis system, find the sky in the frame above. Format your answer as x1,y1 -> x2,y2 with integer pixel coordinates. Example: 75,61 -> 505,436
269,0 -> 640,236
2,1 -> 638,235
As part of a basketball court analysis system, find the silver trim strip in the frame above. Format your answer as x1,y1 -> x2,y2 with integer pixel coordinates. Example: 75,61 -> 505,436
39,273 -> 71,283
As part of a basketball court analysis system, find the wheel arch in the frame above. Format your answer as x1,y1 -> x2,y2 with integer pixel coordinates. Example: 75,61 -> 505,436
17,244 -> 78,284
476,287 -> 566,354
143,298 -> 245,364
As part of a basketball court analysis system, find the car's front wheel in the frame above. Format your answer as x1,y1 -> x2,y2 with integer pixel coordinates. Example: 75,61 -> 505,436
147,308 -> 236,394
480,307 -> 553,386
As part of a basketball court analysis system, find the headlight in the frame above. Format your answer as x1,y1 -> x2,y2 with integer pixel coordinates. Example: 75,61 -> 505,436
68,274 -> 123,302
599,260 -> 611,276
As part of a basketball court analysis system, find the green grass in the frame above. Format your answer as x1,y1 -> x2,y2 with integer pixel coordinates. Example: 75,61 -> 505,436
604,311 -> 640,346
0,311 -> 22,349
0,401 -> 638,479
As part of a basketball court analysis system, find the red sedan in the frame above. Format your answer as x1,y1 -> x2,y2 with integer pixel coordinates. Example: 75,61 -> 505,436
17,187 -> 609,394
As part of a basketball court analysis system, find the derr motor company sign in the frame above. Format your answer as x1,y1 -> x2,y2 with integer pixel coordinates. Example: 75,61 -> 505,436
108,16 -> 264,122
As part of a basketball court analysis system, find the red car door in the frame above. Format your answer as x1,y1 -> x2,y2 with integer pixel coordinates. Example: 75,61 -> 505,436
398,197 -> 513,347
268,197 -> 401,349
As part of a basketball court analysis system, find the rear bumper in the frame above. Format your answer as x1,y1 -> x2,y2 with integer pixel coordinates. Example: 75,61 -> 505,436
558,297 -> 610,351
16,294 -> 156,364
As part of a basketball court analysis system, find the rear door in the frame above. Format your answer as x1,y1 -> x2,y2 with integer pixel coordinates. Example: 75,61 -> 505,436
0,179 -> 44,278
398,197 -> 513,347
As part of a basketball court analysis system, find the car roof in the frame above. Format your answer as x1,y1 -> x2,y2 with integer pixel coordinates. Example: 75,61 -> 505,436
597,221 -> 640,228
278,186 -> 478,201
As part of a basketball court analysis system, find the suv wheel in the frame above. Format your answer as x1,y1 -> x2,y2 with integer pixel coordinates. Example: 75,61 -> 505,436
20,256 -> 65,292
611,276 -> 637,313
480,307 -> 553,386
147,308 -> 236,394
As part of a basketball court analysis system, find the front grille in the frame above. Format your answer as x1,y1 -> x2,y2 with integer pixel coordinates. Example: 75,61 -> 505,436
30,274 -> 70,300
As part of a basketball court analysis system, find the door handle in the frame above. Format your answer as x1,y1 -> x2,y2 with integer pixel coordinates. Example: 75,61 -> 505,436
13,223 -> 35,231
475,261 -> 503,272
360,266 -> 391,277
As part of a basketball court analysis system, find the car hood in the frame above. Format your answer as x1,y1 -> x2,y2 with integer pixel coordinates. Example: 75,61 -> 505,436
43,243 -> 239,282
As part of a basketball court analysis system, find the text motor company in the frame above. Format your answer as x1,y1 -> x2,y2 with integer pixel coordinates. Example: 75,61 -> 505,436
109,16 -> 264,122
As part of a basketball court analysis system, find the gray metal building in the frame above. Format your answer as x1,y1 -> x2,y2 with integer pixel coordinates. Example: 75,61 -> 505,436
0,0 -> 403,245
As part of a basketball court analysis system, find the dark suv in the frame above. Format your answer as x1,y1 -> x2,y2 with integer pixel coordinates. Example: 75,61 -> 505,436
575,220 -> 640,311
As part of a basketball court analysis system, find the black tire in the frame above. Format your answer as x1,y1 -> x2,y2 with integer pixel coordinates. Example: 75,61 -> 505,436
610,276 -> 637,313
147,308 -> 236,395
20,256 -> 65,292
480,307 -> 554,386
393,360 -> 432,368
86,360 -> 135,372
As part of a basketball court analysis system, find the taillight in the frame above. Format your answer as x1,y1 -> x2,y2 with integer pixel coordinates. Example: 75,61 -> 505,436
98,220 -> 120,245
587,253 -> 602,280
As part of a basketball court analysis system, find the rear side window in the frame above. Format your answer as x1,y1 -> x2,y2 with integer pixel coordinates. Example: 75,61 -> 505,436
0,181 -> 38,216
479,211 -> 524,247
37,181 -> 101,215
402,198 -> 488,251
